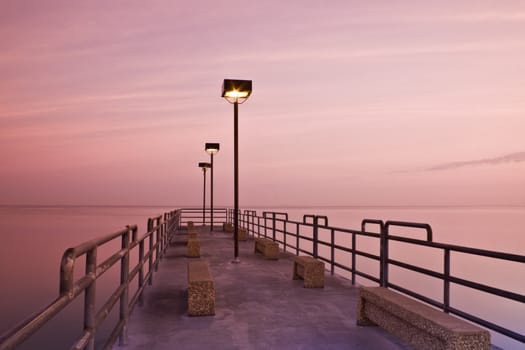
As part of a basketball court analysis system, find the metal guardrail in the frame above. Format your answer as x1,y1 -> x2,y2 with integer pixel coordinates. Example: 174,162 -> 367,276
178,207 -> 228,229
233,209 -> 525,345
0,210 -> 180,350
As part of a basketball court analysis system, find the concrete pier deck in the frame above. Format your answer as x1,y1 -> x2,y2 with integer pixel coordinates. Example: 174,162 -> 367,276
116,229 -> 410,350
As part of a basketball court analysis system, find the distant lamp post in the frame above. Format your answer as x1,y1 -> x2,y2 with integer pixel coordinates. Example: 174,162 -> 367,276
198,162 -> 211,227
221,79 -> 252,263
205,143 -> 220,232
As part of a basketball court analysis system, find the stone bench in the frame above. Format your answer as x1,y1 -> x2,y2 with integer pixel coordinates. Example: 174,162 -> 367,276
188,228 -> 198,239
223,222 -> 233,232
231,227 -> 248,241
254,237 -> 279,260
187,238 -> 200,258
293,256 -> 325,288
187,260 -> 215,316
357,287 -> 490,350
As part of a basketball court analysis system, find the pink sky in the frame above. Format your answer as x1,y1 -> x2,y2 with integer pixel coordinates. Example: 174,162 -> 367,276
1,0 -> 524,207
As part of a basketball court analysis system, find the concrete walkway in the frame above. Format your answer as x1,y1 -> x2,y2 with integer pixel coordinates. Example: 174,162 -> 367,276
115,229 -> 410,350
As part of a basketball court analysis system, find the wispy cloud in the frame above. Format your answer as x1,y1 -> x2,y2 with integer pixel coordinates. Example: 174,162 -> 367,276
427,152 -> 525,171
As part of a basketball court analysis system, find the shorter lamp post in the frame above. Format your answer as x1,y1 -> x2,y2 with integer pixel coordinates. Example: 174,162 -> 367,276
205,143 -> 220,232
198,162 -> 211,227
221,79 -> 252,263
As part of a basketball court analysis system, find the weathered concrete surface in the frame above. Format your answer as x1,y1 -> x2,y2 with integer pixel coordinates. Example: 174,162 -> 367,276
116,230 -> 411,350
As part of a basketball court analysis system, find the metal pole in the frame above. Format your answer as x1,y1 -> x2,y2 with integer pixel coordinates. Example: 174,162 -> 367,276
233,100 -> 240,262
210,152 -> 214,232
85,248 -> 97,350
118,228 -> 130,346
202,168 -> 206,226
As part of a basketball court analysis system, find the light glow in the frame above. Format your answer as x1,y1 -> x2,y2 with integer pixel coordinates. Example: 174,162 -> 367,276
224,90 -> 249,98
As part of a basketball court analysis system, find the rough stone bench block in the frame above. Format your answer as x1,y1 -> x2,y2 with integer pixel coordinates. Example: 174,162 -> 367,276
187,260 -> 215,316
357,286 -> 490,350
187,238 -> 200,258
233,228 -> 248,241
254,238 -> 279,260
223,222 -> 233,233
188,229 -> 198,239
293,256 -> 325,288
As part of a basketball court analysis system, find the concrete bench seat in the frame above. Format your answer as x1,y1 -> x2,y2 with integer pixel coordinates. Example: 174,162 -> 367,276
293,256 -> 325,288
188,231 -> 198,239
223,222 -> 233,232
357,286 -> 490,350
187,238 -> 200,258
234,228 -> 248,241
254,238 -> 279,260
187,260 -> 215,316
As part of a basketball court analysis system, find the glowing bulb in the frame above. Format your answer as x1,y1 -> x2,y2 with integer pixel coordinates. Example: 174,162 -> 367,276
224,90 -> 249,98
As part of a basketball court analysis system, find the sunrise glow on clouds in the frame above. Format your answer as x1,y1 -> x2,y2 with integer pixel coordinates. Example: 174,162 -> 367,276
1,0 -> 524,206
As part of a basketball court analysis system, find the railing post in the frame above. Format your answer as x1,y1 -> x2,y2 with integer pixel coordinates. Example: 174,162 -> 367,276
362,219 -> 386,288
60,248 -> 75,296
283,221 -> 287,253
251,215 -> 255,237
351,232 -> 356,285
138,237 -> 145,306
444,248 -> 451,313
119,227 -> 130,346
272,213 -> 276,241
330,228 -> 335,275
147,218 -> 154,285
313,216 -> 318,259
155,218 -> 160,271
250,211 -> 254,236
264,213 -> 268,239
380,223 -> 388,288
161,214 -> 166,256
296,222 -> 300,256
84,247 -> 97,350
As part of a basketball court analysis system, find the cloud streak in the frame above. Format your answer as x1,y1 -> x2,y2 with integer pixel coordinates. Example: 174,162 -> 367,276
427,152 -> 525,171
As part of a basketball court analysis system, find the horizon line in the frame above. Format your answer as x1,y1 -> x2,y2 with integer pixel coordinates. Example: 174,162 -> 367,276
1,203 -> 524,209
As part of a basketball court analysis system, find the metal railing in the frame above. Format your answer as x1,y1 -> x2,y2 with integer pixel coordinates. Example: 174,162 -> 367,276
0,209 -> 180,350
233,209 -> 525,345
178,207 -> 228,228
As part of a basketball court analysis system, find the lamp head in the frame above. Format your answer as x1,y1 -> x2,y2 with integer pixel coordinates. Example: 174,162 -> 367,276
205,143 -> 220,155
221,79 -> 252,104
198,162 -> 211,172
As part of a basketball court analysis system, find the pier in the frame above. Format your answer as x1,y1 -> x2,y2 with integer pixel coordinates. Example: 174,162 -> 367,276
1,208 -> 523,349
117,227 -> 408,350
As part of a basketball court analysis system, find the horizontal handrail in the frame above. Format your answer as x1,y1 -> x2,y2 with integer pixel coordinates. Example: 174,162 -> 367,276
385,220 -> 433,242
303,214 -> 328,226
178,207 -> 228,227
263,211 -> 289,220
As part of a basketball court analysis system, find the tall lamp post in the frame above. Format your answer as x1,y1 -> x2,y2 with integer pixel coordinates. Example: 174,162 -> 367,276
205,143 -> 220,232
198,162 -> 211,227
221,79 -> 252,263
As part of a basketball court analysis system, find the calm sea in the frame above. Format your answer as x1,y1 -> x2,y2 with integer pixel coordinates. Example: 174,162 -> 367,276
0,205 -> 523,349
